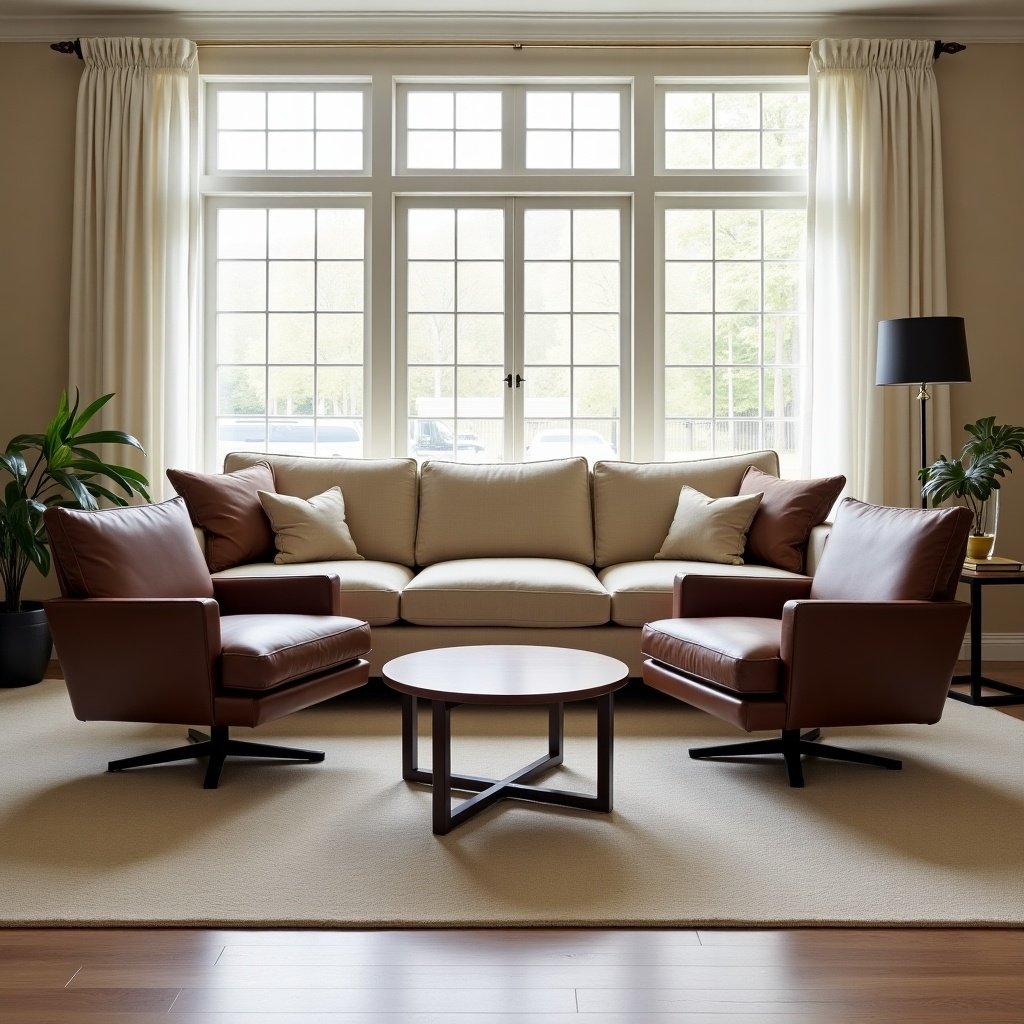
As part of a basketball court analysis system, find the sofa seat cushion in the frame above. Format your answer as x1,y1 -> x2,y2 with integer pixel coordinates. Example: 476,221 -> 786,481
213,560 -> 414,626
401,558 -> 610,627
642,616 -> 782,695
600,560 -> 804,627
219,614 -> 371,692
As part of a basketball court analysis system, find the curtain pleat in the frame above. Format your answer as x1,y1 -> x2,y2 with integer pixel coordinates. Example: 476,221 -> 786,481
807,38 -> 951,506
69,37 -> 199,499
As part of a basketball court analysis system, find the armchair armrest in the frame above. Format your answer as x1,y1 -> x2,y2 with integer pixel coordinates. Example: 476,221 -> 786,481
780,599 -> 971,728
673,573 -> 813,618
213,574 -> 343,616
45,597 -> 221,725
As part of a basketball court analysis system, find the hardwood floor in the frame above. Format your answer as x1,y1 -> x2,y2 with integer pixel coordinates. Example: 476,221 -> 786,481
3,663 -> 1022,1023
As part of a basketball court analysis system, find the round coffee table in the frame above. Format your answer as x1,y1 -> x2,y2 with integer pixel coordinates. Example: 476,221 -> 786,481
382,645 -> 629,835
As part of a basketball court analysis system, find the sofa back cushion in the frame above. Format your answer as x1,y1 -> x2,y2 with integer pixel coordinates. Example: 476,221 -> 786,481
415,458 -> 594,566
810,497 -> 972,601
592,451 -> 780,569
224,453 -> 418,567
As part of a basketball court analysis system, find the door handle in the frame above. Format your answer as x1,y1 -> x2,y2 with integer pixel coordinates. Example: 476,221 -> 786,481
503,373 -> 513,388
515,374 -> 525,388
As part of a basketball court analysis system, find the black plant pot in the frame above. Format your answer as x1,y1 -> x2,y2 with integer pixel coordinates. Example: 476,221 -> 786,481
0,602 -> 52,688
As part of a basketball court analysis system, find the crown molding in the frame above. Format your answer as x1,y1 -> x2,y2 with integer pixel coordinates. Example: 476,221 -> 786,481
5,12 -> 1024,45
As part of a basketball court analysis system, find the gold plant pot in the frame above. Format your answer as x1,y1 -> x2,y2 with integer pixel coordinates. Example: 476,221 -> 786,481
966,534 -> 996,561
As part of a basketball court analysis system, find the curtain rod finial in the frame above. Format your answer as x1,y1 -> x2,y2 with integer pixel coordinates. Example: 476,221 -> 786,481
50,39 -> 82,59
934,40 -> 967,59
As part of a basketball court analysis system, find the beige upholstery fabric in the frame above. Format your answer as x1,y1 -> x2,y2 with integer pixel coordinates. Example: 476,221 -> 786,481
655,486 -> 763,564
592,451 -> 780,569
599,560 -> 800,627
400,558 -> 610,627
258,486 -> 363,564
213,560 -> 414,626
225,453 -> 418,567
415,459 -> 594,567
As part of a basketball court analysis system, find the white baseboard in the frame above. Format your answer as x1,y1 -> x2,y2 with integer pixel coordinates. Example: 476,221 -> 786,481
960,633 -> 1024,661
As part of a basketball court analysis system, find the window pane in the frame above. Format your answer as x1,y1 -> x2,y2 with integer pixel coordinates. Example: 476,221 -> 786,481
665,314 -> 713,364
665,262 -> 713,312
574,131 -> 619,169
317,91 -> 362,129
455,132 -> 502,169
573,210 -> 620,260
763,92 -> 807,130
763,210 -> 804,260
455,91 -> 501,129
408,313 -> 455,364
317,262 -> 364,311
318,314 -> 364,363
408,209 -> 455,260
665,367 -> 712,417
269,366 -> 315,415
218,367 -> 266,415
764,315 -> 800,364
217,313 -> 266,363
574,93 -> 619,130
527,92 -> 571,129
573,263 -> 619,312
268,132 -> 314,170
764,367 -> 798,417
316,132 -> 363,170
715,131 -> 760,168
457,209 -> 504,260
218,131 -> 266,170
318,208 -> 365,260
715,210 -> 761,260
526,130 -> 572,169
407,262 -> 455,312
268,92 -> 313,130
408,92 -> 454,129
574,367 -> 618,417
407,131 -> 454,169
715,92 -> 759,129
574,314 -> 619,364
268,313 -> 314,363
524,210 -> 571,260
269,209 -> 315,259
408,366 -> 455,417
665,131 -> 712,170
217,262 -> 266,311
665,92 -> 711,130
268,261 -> 315,311
715,314 -> 760,364
524,262 -> 571,312
456,262 -> 504,312
764,262 -> 801,312
317,366 -> 363,416
524,314 -> 571,364
218,209 -> 267,259
716,367 -> 760,417
523,366 -> 571,418
715,262 -> 761,312
665,210 -> 712,260
457,314 -> 504,363
219,91 -> 265,130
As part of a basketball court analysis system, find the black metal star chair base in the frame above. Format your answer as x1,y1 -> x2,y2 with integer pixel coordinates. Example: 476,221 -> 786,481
689,728 -> 903,788
106,724 -> 326,789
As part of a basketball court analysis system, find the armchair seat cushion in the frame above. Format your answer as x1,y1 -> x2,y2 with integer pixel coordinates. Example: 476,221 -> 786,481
219,614 -> 371,692
642,616 -> 782,695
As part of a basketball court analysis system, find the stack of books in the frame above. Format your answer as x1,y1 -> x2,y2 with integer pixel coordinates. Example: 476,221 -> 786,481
964,554 -> 1023,572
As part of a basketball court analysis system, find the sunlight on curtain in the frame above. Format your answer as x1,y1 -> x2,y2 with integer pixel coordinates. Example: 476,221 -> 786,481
69,37 -> 199,499
807,38 -> 951,506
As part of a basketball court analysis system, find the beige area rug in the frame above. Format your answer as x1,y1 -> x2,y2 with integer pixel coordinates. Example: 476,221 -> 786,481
1,678 -> 1022,927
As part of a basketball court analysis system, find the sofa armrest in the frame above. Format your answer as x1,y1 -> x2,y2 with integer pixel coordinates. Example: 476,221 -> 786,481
44,597 -> 221,725
213,574 -> 343,616
673,573 -> 813,618
805,522 -> 831,576
780,599 -> 971,727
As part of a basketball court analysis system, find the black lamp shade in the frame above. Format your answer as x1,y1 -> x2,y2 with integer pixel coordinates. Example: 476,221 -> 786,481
876,316 -> 971,385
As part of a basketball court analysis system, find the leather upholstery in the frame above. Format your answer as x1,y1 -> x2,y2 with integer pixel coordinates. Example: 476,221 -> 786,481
42,500 -> 373,773
45,498 -> 215,600
641,498 -> 972,768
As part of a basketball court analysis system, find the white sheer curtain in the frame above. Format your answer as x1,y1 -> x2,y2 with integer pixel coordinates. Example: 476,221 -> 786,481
69,37 -> 199,499
806,38 -> 951,506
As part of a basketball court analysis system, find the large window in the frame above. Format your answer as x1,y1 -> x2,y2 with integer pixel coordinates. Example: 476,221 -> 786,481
200,64 -> 807,469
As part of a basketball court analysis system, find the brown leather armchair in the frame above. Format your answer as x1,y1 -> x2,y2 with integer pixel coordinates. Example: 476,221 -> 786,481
641,498 -> 972,786
43,496 -> 372,788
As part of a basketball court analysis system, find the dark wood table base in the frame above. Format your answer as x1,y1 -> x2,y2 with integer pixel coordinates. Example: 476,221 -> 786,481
401,693 -> 614,835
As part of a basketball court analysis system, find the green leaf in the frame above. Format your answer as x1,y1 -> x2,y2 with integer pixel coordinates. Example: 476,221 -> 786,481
69,392 -> 113,437
0,451 -> 27,484
71,429 -> 145,450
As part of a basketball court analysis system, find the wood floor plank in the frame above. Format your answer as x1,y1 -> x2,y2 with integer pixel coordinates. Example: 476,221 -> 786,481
0,988 -> 180,1013
168,985 -> 578,1013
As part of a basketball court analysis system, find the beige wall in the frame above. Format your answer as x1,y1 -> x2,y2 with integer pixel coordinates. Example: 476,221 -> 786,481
1,39 -> 1023,630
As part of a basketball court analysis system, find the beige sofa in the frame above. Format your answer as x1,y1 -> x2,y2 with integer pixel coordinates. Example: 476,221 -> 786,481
204,449 -> 832,677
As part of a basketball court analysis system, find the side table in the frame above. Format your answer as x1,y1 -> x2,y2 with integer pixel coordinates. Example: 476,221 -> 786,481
949,567 -> 1024,706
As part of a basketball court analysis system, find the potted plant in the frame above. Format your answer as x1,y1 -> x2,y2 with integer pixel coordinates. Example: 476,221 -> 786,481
0,390 -> 150,686
920,416 -> 1024,560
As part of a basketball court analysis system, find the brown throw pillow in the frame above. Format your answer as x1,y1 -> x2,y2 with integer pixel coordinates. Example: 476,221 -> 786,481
739,466 -> 846,573
166,462 -> 277,572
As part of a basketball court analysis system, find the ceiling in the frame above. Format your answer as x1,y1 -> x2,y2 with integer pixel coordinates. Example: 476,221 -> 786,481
3,0 -> 1022,42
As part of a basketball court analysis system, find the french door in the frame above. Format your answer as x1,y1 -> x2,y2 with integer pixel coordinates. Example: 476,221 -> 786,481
395,196 -> 630,464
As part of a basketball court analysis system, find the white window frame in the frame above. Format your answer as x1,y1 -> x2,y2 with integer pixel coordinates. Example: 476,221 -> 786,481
204,78 -> 373,179
394,80 -> 632,176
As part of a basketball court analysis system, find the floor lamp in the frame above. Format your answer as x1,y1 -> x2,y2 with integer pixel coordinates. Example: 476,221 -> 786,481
876,316 -> 972,508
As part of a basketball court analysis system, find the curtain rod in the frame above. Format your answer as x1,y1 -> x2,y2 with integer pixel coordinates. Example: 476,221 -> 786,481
50,37 -> 966,58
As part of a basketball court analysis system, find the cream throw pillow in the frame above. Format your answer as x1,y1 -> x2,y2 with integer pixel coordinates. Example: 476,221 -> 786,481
257,486 -> 363,564
655,486 -> 764,564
